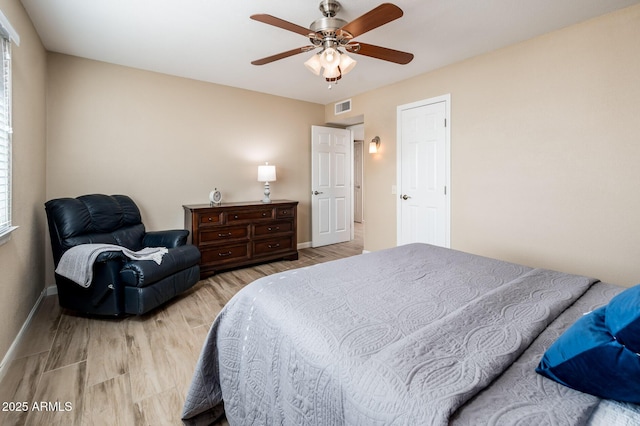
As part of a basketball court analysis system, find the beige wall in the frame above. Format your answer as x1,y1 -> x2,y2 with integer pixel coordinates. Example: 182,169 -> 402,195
326,4 -> 640,287
0,0 -> 47,361
46,54 -> 325,285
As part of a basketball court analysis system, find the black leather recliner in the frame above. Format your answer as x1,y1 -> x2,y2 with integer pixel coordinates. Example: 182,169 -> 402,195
45,194 -> 201,316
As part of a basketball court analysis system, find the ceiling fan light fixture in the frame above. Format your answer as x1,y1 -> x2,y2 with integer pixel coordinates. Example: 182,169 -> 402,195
323,64 -> 341,79
339,52 -> 356,75
319,47 -> 340,69
304,54 -> 322,75
325,74 -> 341,84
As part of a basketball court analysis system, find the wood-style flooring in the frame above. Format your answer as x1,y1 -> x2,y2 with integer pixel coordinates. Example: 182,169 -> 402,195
0,224 -> 363,425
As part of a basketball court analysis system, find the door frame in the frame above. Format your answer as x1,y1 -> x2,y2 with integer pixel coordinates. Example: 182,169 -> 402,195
396,94 -> 451,247
347,123 -> 364,230
352,139 -> 364,223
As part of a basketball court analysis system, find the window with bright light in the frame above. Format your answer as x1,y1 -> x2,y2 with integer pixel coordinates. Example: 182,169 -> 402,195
0,7 -> 19,245
0,36 -> 12,241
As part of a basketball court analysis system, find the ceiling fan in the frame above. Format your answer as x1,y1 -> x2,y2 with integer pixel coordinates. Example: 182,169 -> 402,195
250,1 -> 414,87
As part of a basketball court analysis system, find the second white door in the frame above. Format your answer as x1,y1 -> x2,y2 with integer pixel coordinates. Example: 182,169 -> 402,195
397,97 -> 450,247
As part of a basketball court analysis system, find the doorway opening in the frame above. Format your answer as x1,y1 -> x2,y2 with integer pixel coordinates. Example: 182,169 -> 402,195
311,116 -> 365,249
347,123 -> 364,249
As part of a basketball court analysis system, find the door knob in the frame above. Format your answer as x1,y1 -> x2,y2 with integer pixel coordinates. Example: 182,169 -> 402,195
313,191 -> 324,195
401,194 -> 411,200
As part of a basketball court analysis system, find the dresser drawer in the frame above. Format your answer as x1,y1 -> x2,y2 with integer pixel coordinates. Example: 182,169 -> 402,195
254,221 -> 293,237
276,206 -> 295,218
226,208 -> 274,223
199,225 -> 249,244
197,212 -> 223,227
200,244 -> 249,264
253,237 -> 293,256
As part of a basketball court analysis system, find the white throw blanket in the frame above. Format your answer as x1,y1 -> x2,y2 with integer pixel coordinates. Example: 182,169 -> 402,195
55,243 -> 168,288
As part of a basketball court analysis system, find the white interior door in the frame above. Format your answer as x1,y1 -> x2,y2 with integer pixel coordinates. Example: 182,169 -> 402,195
397,96 -> 450,247
353,140 -> 363,223
312,125 -> 352,247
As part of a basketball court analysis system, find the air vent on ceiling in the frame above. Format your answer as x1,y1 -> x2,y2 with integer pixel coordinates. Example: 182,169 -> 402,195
334,99 -> 352,115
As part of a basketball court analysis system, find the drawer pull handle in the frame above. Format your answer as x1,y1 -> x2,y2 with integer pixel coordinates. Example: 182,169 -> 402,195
208,217 -> 213,222
218,251 -> 233,257
282,211 -> 288,215
233,215 -> 239,219
268,243 -> 281,249
267,226 -> 280,232
218,232 -> 232,237
261,212 -> 268,217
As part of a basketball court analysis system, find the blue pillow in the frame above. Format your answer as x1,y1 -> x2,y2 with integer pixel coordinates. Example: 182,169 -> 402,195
536,289 -> 640,403
605,284 -> 640,353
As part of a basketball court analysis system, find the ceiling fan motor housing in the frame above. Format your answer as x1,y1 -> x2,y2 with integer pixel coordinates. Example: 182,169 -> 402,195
310,1 -> 352,49
309,17 -> 351,48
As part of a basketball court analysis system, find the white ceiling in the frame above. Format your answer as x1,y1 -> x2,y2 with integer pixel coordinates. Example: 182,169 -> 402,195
20,0 -> 640,105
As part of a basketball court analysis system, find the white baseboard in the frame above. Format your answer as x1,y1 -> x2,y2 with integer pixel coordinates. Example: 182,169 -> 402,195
297,241 -> 312,250
298,242 -> 366,252
0,285 -> 52,383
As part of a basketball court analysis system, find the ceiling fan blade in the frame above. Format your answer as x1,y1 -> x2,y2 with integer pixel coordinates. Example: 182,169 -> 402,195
352,42 -> 414,65
341,3 -> 404,38
250,14 -> 311,37
251,47 -> 312,66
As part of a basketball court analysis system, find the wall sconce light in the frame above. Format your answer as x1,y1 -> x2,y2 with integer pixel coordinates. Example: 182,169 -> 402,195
257,162 -> 277,203
369,136 -> 381,154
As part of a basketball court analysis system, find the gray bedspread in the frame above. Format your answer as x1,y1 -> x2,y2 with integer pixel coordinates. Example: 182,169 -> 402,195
182,243 -> 612,425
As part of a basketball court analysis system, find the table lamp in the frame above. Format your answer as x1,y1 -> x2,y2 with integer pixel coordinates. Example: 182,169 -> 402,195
258,162 -> 277,203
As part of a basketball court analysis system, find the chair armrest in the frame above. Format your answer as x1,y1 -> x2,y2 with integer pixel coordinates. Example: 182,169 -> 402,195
143,230 -> 189,248
95,250 -> 127,263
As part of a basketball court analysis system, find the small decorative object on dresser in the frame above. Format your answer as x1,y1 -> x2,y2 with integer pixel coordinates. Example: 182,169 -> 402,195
184,200 -> 298,278
209,188 -> 222,205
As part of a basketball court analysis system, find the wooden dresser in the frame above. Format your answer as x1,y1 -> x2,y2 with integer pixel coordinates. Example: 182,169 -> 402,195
183,200 -> 298,278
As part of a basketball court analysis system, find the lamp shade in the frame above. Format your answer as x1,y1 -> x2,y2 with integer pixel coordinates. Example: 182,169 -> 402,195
339,53 -> 357,75
304,54 -> 322,76
369,136 -> 380,154
319,47 -> 340,69
323,65 -> 341,79
258,163 -> 276,182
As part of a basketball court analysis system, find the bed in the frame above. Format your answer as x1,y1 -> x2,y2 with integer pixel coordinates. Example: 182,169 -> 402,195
182,243 -> 640,425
